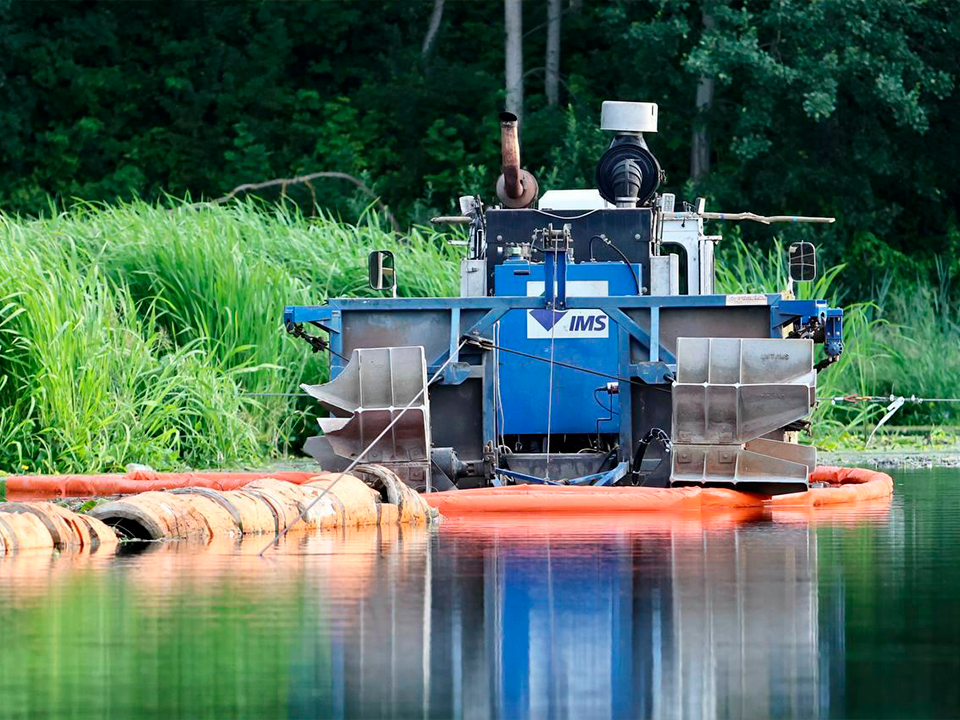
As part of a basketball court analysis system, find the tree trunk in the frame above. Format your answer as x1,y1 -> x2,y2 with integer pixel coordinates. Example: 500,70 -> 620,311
504,0 -> 524,117
421,0 -> 445,59
545,0 -> 561,105
690,9 -> 715,182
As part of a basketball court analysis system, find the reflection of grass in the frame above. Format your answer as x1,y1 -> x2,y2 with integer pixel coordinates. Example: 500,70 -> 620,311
0,556 -> 320,720
716,238 -> 960,445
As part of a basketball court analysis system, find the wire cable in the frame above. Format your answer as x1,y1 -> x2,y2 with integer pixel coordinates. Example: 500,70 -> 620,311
534,209 -> 601,221
258,339 -> 468,557
466,335 -> 673,392
588,235 -> 641,295
826,394 -> 960,404
494,321 -> 507,454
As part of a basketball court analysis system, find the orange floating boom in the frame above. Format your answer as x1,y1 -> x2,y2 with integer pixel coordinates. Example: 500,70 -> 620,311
423,466 -> 893,515
1,470 -> 317,500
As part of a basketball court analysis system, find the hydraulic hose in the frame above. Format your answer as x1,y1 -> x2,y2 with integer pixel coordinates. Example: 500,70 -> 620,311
589,235 -> 641,294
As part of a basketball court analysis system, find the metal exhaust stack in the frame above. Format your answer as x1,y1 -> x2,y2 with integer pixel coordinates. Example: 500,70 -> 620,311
496,111 -> 539,208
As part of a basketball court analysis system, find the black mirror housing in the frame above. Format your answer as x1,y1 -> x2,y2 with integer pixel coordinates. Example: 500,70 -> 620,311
788,242 -> 817,282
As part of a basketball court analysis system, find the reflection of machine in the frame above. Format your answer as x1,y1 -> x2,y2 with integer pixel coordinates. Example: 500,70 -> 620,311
285,101 -> 844,493
300,516 -> 845,720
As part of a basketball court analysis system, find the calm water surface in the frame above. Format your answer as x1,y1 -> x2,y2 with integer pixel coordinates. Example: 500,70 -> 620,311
1,468 -> 959,719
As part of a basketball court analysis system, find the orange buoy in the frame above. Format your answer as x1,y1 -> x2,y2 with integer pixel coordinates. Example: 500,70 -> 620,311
79,515 -> 120,551
768,466 -> 894,506
348,465 -> 434,524
424,484 -> 761,515
244,479 -> 312,530
304,474 -> 382,528
89,492 -> 212,541
172,487 -> 280,535
0,511 -> 55,553
0,501 -> 85,549
1,470 -> 318,500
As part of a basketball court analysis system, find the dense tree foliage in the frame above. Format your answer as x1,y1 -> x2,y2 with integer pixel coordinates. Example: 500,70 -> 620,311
1,0 -> 957,295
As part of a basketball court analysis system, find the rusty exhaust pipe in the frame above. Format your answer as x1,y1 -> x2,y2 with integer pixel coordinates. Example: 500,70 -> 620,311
496,111 -> 539,208
500,112 -> 523,199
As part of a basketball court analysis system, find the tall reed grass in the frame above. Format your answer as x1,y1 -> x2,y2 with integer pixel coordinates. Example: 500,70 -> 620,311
1,201 -> 460,473
0,219 -> 264,472
717,237 -> 960,440
1,201 -> 955,472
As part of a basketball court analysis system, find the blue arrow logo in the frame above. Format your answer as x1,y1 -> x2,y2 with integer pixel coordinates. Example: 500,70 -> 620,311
530,309 -> 567,331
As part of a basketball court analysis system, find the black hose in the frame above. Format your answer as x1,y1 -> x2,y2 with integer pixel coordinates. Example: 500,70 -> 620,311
631,428 -> 672,483
598,444 -> 619,472
588,235 -> 641,295
593,386 -> 619,438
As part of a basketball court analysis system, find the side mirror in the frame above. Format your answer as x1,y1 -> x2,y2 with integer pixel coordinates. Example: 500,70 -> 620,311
368,250 -> 396,291
788,242 -> 817,282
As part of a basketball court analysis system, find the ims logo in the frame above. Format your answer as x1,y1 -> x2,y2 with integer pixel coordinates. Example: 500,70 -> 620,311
569,314 -> 607,332
526,310 -> 610,339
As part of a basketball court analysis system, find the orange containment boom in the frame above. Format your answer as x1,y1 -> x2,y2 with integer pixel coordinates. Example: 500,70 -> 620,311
0,470 -> 318,500
87,470 -> 435,542
769,465 -> 894,506
0,501 -> 118,555
424,465 -> 893,515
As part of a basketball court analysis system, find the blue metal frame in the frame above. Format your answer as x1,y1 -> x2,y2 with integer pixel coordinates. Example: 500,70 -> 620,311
285,290 -> 842,486
283,292 -> 844,385
542,249 -> 568,310
285,294 -> 801,377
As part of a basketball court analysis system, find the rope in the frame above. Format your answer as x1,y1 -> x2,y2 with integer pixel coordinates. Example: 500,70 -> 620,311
826,394 -> 960,447
544,252 -> 558,481
827,395 -> 960,404
258,339 -> 468,556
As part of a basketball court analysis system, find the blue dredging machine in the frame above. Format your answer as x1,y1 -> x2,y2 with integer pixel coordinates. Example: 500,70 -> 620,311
284,102 -> 843,495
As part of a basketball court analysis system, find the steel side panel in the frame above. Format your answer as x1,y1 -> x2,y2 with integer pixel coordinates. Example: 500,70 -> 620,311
659,306 -> 774,355
340,310 -> 451,361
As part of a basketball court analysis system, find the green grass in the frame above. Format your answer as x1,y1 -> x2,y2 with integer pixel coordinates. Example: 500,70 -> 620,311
1,201 -> 956,473
716,237 -> 960,445
0,200 -> 461,473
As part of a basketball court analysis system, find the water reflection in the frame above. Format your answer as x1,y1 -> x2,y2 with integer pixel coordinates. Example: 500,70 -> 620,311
315,510 -> 870,720
0,496 -> 902,720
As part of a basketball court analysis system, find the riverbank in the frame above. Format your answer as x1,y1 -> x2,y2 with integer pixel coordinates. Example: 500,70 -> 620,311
820,448 -> 960,469
3,201 -> 958,475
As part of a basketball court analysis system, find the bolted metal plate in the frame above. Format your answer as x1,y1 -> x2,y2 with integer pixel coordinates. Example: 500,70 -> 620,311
672,338 -> 816,445
302,346 -> 431,465
670,337 -> 817,492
